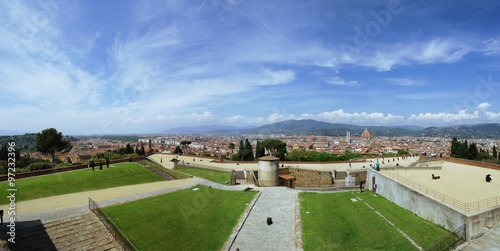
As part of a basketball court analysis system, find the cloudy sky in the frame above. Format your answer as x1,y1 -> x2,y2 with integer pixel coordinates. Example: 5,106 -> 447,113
1,0 -> 500,135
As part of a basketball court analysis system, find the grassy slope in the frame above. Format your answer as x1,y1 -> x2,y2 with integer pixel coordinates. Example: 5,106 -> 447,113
178,168 -> 232,185
300,192 -> 419,251
0,163 -> 164,204
141,160 -> 190,179
104,186 -> 256,250
356,192 -> 451,248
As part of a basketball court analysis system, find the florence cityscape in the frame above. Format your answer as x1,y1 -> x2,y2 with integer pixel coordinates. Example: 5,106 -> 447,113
1,1 -> 500,250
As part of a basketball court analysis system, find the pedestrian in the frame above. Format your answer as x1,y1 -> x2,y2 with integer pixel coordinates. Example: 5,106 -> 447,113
161,158 -> 163,163
91,160 -> 94,171
99,161 -> 103,170
106,158 -> 109,168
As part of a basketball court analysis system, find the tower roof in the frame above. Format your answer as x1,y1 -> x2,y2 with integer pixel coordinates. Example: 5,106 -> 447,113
361,128 -> 372,138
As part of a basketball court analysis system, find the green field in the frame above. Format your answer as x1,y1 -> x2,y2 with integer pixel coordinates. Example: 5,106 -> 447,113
177,168 -> 232,185
0,163 -> 164,204
104,185 -> 256,250
300,191 -> 451,250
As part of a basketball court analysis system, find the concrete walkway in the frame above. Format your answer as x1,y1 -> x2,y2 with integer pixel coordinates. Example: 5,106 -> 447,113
229,187 -> 302,251
463,224 -> 500,251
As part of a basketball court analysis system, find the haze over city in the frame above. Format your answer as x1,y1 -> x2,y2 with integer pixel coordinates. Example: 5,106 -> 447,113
1,0 -> 500,135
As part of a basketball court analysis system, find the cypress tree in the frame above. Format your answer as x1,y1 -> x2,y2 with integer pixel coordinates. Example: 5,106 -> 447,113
458,140 -> 468,159
467,142 -> 478,160
140,145 -> 145,156
255,141 -> 265,159
243,139 -> 254,161
451,137 -> 459,157
493,145 -> 497,159
238,140 -> 244,161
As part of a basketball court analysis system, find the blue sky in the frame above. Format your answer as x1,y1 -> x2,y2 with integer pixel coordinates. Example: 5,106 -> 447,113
1,0 -> 500,135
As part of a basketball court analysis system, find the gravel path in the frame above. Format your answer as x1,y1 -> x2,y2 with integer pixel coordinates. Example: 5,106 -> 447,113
2,178 -> 199,216
2,175 -> 256,224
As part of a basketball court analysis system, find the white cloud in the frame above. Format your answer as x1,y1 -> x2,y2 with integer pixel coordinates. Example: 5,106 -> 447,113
263,70 -> 295,85
323,76 -> 360,86
384,78 -> 426,86
483,38 -> 500,55
478,102 -> 491,110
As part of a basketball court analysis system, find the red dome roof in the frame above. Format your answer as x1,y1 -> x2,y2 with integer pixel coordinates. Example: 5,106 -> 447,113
361,128 -> 372,138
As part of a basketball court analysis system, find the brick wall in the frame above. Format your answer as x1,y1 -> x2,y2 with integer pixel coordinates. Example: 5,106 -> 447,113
443,157 -> 500,171
288,168 -> 334,188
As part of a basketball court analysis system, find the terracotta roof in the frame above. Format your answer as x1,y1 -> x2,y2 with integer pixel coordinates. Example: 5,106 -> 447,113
361,128 -> 372,138
258,156 -> 280,161
279,174 -> 295,180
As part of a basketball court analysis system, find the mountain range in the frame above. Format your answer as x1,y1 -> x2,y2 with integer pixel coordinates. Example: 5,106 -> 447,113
161,119 -> 500,138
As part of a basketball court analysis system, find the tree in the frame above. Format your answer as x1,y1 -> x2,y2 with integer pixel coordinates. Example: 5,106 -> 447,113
458,139 -> 468,159
174,146 -> 183,155
243,139 -> 254,161
0,144 -> 7,161
467,142 -> 479,160
238,140 -> 244,161
255,141 -> 265,159
126,143 -> 134,154
261,139 -> 287,160
140,145 -> 145,156
493,146 -> 497,159
450,137 -> 459,157
228,143 -> 235,150
35,128 -> 73,168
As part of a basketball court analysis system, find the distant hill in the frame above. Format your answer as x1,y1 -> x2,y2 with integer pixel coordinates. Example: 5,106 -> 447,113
246,119 -> 420,137
161,125 -> 255,134
0,130 -> 27,136
417,123 -> 500,138
161,120 -> 500,138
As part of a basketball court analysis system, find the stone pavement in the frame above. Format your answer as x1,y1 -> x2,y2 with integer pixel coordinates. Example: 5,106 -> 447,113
229,187 -> 302,251
463,224 -> 500,251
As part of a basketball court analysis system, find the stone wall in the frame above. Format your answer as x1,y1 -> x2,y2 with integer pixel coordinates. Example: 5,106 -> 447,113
288,168 -> 334,188
173,163 -> 232,173
443,156 -> 500,171
367,168 -> 500,241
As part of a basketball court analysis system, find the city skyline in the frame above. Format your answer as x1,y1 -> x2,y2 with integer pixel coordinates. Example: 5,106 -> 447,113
1,0 -> 500,135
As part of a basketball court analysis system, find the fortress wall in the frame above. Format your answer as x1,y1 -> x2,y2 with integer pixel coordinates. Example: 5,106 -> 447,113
367,168 -> 500,241
288,168 -> 334,188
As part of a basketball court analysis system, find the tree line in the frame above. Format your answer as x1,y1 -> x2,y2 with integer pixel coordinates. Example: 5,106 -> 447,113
450,137 -> 499,164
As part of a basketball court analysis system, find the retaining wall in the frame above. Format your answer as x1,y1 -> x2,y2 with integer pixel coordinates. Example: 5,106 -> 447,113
367,168 -> 500,241
443,157 -> 500,171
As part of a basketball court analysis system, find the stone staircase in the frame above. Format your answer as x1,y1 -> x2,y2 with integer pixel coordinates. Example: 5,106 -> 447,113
142,163 -> 175,180
3,213 -> 123,251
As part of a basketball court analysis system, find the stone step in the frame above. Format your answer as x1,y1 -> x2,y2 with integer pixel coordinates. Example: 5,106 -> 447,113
5,213 -> 123,251
143,164 -> 175,180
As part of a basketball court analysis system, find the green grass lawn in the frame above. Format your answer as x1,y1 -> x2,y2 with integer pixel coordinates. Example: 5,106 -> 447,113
300,191 -> 450,250
0,163 -> 165,204
177,168 -> 232,185
356,192 -> 451,248
103,185 -> 256,250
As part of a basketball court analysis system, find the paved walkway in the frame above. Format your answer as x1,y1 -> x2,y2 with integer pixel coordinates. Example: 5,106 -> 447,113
463,224 -> 500,251
229,187 -> 301,251
1,176 -> 254,224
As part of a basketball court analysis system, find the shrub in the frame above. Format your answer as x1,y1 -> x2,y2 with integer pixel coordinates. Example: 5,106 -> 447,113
26,162 -> 52,171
